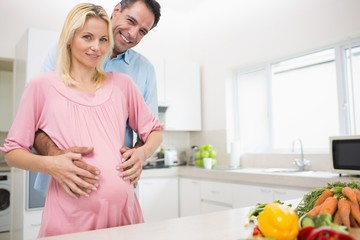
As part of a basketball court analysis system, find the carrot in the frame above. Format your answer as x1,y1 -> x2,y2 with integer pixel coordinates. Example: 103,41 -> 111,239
314,189 -> 334,207
333,209 -> 342,225
306,204 -> 322,216
319,196 -> 338,216
350,215 -> 360,228
342,187 -> 358,204
350,201 -> 360,224
338,198 -> 351,228
352,188 -> 360,203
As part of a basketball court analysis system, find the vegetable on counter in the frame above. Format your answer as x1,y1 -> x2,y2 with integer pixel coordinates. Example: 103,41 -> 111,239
257,203 -> 299,240
296,181 -> 360,229
300,213 -> 348,234
247,200 -> 287,223
297,226 -> 354,240
246,181 -> 360,240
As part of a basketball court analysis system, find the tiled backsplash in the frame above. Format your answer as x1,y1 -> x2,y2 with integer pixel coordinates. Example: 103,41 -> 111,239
0,131 -> 7,162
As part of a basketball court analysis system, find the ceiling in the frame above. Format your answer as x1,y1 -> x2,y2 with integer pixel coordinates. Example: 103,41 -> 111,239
1,0 -> 360,71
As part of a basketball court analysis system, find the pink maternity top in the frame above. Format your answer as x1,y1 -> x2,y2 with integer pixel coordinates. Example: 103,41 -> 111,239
0,72 -> 163,237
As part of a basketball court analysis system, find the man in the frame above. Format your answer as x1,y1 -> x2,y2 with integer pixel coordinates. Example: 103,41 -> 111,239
34,0 -> 161,198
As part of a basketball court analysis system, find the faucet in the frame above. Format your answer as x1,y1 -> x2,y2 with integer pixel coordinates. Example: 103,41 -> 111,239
292,138 -> 310,171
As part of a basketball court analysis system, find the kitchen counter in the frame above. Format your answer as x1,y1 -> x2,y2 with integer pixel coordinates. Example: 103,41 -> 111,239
36,197 -> 360,240
142,166 -> 354,190
38,204 -> 256,240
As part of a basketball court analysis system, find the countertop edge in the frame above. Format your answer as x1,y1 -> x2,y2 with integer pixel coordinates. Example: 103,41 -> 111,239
143,166 -> 354,189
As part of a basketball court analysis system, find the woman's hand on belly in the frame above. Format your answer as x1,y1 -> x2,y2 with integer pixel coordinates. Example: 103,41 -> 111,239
46,152 -> 100,198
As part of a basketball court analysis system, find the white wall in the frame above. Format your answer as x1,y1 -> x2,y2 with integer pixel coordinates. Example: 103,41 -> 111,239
144,0 -> 360,165
1,0 -> 360,165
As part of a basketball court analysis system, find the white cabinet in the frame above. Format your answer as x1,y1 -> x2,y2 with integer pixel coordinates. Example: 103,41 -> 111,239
233,184 -> 309,208
233,184 -> 273,208
180,178 -> 310,216
23,210 -> 42,240
148,57 -> 166,106
138,177 -> 179,222
200,180 -> 234,214
179,178 -> 234,216
150,57 -> 202,131
179,178 -> 201,217
272,186 -> 308,201
0,70 -> 13,131
163,59 -> 201,131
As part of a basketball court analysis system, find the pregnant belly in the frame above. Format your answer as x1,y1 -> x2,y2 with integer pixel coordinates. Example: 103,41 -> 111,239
81,168 -> 133,209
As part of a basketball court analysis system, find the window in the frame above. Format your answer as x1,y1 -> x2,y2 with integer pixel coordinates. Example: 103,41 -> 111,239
233,40 -> 360,153
271,49 -> 339,150
235,68 -> 269,152
344,45 -> 360,134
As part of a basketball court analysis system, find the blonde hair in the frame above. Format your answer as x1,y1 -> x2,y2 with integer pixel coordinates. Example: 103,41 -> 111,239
57,3 -> 114,87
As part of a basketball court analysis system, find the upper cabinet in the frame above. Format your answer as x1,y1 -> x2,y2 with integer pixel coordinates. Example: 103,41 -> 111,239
151,57 -> 202,131
14,28 -> 59,113
0,70 -> 13,131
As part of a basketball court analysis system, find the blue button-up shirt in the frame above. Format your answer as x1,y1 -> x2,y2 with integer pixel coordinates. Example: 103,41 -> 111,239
35,44 -> 159,195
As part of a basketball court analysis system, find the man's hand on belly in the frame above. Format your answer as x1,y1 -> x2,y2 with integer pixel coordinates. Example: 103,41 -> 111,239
34,130 -> 101,197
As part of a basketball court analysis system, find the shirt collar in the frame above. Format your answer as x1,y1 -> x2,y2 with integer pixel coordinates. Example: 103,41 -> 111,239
113,50 -> 131,65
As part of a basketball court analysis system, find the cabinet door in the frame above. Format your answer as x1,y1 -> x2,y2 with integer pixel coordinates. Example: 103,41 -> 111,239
147,56 -> 166,106
0,71 -> 13,131
179,178 -> 201,217
164,58 -> 201,131
200,201 -> 232,214
233,184 -> 310,208
23,210 -> 42,240
233,184 -> 273,208
200,180 -> 234,214
138,177 -> 178,222
272,187 -> 308,201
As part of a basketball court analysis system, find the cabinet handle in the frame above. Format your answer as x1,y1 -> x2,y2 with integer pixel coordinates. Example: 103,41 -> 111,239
210,190 -> 220,194
260,189 -> 271,193
200,199 -> 232,208
274,191 -> 286,195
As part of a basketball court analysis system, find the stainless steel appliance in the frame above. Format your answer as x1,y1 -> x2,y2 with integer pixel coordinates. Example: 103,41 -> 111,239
164,148 -> 179,166
188,145 -> 198,166
28,171 -> 46,209
0,171 -> 10,232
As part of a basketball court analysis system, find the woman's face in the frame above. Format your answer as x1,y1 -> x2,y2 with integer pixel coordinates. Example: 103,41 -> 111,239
70,17 -> 110,70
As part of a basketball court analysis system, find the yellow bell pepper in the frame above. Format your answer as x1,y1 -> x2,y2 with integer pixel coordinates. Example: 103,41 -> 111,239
257,203 -> 299,240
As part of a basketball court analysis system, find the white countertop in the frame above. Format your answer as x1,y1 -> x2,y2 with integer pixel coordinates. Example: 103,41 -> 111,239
142,166 -> 351,190
39,205 -> 255,240
39,198 -> 304,240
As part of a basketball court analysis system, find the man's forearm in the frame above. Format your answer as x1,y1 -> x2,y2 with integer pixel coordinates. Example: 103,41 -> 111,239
34,130 -> 60,156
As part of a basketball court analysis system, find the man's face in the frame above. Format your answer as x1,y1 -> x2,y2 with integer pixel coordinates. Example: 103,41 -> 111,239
111,1 -> 155,56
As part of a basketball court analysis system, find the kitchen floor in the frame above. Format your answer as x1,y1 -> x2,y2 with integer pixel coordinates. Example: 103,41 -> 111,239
0,231 -> 10,240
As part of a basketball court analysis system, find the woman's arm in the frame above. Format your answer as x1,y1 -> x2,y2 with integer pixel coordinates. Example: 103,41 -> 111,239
5,148 -> 98,198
